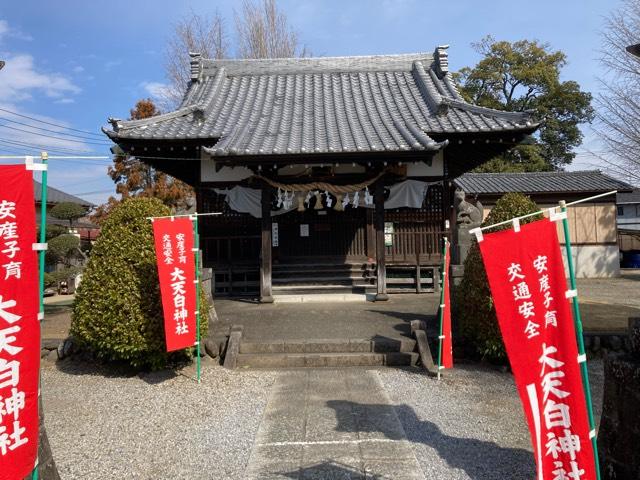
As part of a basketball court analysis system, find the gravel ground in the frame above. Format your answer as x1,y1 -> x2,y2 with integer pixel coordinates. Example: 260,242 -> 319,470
42,358 -> 604,480
42,359 -> 276,480
577,270 -> 640,308
378,361 -> 604,480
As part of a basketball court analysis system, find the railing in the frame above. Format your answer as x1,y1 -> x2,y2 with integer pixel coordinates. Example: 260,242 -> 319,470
384,230 -> 447,264
383,230 -> 447,294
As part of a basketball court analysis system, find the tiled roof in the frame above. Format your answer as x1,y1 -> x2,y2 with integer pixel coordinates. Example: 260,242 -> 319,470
104,47 -> 537,157
454,171 -> 633,195
617,188 -> 640,204
34,180 -> 94,207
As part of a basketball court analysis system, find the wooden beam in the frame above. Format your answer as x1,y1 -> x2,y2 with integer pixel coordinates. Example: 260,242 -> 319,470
260,186 -> 274,303
374,179 -> 389,301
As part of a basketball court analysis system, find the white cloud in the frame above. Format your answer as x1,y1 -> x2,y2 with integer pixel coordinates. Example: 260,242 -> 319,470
54,98 -> 75,104
0,20 -> 9,41
0,19 -> 33,43
104,60 -> 122,71
0,54 -> 81,102
72,65 -> 84,73
140,81 -> 171,100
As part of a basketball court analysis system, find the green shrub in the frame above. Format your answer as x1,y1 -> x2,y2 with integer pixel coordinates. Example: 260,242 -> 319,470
50,201 -> 88,228
46,234 -> 80,266
47,266 -> 82,286
37,224 -> 68,241
71,197 -> 208,369
458,192 -> 541,363
44,272 -> 56,288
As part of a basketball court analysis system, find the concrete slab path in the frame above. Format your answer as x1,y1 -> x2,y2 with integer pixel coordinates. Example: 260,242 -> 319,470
244,369 -> 426,480
214,295 -> 440,343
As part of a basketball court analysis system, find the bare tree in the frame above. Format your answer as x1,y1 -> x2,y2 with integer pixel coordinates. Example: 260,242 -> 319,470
236,0 -> 307,59
594,0 -> 640,184
164,10 -> 229,106
163,0 -> 306,107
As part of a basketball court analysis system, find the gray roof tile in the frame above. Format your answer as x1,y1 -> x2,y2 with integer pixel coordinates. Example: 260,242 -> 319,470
104,48 -> 537,157
454,171 -> 633,195
617,188 -> 640,204
34,181 -> 94,207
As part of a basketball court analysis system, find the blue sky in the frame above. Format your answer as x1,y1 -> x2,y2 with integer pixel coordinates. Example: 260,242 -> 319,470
0,0 -> 623,205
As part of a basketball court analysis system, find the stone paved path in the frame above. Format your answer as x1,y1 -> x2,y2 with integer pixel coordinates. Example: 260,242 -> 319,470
244,369 -> 426,480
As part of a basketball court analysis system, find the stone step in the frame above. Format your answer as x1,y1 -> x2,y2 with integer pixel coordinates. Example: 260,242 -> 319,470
272,264 -> 375,273
274,292 -> 372,303
235,351 -> 419,368
272,273 -> 373,281
273,260 -> 375,268
272,276 -> 375,285
272,284 -> 372,291
240,337 -> 416,354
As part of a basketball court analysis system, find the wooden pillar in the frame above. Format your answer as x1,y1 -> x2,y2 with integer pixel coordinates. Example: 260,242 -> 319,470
260,185 -> 274,303
366,209 -> 375,259
374,180 -> 389,301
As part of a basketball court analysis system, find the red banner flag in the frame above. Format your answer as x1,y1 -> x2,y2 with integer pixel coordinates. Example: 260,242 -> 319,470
478,218 -> 596,480
152,217 -> 197,352
0,165 -> 40,480
441,241 -> 453,369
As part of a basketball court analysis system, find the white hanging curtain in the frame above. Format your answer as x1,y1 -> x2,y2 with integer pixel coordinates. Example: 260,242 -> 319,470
213,186 -> 297,218
384,179 -> 430,209
214,179 -> 431,218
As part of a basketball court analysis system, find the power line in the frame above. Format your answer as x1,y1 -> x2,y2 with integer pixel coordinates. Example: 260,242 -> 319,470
0,140 -> 86,157
0,135 -> 93,152
0,139 -> 43,153
124,154 -> 204,162
0,137 -> 98,155
0,146 -> 211,164
69,188 -> 116,196
0,123 -> 112,146
0,116 -> 112,142
0,146 -> 30,156
0,106 -> 105,137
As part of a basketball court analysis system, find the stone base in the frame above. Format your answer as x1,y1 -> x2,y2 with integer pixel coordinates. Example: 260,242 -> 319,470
260,295 -> 274,304
375,293 -> 389,302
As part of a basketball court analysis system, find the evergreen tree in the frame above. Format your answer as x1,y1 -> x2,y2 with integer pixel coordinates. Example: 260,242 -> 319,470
455,37 -> 594,172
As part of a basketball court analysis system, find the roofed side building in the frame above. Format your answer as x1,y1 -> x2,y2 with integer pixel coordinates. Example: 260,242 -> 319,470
617,188 -> 640,258
104,46 -> 539,301
34,181 -> 99,245
454,171 -> 634,278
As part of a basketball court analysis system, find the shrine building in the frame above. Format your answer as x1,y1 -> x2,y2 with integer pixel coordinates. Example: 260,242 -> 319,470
104,46 -> 538,302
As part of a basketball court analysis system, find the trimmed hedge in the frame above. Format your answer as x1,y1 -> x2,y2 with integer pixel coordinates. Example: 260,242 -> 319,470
71,197 -> 208,369
458,192 -> 541,363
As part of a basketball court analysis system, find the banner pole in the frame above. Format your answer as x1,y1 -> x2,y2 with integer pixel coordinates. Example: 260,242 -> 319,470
192,214 -> 201,384
30,151 -> 48,480
38,152 -> 48,323
559,200 -> 601,480
436,237 -> 447,380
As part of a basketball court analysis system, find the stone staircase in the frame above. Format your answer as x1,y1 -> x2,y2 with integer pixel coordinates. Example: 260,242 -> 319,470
271,261 -> 376,301
272,261 -> 376,294
235,336 -> 418,368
